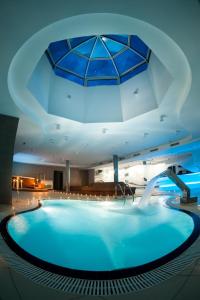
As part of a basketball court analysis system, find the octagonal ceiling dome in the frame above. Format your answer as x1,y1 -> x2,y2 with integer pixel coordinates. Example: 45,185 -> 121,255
46,34 -> 151,87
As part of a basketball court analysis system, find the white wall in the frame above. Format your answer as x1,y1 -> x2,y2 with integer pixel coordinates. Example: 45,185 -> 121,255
48,69 -> 86,122
48,70 -> 123,123
85,85 -> 122,122
95,162 -> 167,185
148,53 -> 173,106
27,54 -> 51,111
120,70 -> 157,120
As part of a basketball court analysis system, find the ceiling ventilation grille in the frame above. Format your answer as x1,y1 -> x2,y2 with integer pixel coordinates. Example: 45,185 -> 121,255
170,142 -> 180,147
150,148 -> 159,152
133,153 -> 140,157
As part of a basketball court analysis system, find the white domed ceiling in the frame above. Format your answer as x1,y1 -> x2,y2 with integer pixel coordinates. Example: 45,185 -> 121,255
8,13 -> 192,167
27,33 -> 172,123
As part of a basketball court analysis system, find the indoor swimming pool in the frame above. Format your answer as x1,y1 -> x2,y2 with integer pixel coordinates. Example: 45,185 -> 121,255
2,197 -> 199,279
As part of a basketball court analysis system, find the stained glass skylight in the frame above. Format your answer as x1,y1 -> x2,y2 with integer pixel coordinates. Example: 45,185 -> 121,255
46,35 -> 151,87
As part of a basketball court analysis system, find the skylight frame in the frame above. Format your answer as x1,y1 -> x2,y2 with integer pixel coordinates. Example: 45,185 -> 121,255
46,34 -> 151,87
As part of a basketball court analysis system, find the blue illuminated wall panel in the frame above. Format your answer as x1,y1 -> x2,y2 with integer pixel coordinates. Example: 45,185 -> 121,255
158,172 -> 200,196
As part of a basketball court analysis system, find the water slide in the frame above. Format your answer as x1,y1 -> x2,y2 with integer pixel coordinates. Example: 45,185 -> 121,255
140,168 -> 197,205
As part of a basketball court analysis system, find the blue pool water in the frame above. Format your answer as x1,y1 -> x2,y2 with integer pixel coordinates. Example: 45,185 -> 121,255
7,199 -> 194,271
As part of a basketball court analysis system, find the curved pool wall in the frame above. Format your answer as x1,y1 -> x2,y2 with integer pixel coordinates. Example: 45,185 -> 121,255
1,198 -> 200,280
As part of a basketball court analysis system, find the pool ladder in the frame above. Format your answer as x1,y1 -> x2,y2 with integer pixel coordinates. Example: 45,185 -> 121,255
117,182 -> 135,203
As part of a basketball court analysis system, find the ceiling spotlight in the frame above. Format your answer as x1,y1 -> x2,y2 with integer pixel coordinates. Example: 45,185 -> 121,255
133,88 -> 139,95
49,138 -> 54,144
102,128 -> 108,134
160,114 -> 167,122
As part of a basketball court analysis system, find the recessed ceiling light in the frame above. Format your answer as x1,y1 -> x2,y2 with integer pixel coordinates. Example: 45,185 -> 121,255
133,88 -> 139,95
160,114 -> 167,122
67,94 -> 71,99
49,138 -> 54,144
102,128 -> 108,134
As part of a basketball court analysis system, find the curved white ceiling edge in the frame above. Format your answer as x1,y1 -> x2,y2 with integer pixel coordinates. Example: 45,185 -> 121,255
8,13 -> 191,128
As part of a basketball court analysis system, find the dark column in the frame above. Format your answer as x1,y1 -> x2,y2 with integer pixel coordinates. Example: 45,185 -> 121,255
88,169 -> 95,185
0,114 -> 19,205
113,154 -> 119,196
65,160 -> 70,193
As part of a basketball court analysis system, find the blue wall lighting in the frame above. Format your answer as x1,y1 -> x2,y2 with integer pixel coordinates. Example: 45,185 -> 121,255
158,172 -> 200,192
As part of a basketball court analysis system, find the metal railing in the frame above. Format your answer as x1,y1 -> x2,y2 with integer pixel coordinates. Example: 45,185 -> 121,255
117,183 -> 126,198
117,182 -> 135,203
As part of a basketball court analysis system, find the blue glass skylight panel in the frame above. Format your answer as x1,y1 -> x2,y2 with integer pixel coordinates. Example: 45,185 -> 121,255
69,36 -> 93,48
120,63 -> 148,83
46,34 -> 151,86
58,52 -> 88,77
90,38 -> 110,58
130,36 -> 149,58
114,48 -> 144,74
55,67 -> 84,85
103,34 -> 128,45
75,37 -> 96,57
87,60 -> 118,77
48,40 -> 70,63
102,37 -> 125,56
